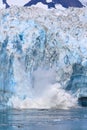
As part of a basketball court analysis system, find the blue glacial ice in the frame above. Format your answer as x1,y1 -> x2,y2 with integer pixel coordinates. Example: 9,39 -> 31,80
0,6 -> 87,109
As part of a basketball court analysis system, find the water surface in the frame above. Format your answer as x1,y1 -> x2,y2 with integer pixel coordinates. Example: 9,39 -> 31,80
0,108 -> 87,130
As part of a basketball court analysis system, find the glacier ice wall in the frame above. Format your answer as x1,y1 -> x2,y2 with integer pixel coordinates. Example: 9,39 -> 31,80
0,6 -> 87,109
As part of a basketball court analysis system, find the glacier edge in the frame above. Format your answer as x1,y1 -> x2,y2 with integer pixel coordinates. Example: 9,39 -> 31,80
0,6 -> 87,109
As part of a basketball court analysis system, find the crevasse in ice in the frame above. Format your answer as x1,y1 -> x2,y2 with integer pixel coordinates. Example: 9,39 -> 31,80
0,6 -> 87,109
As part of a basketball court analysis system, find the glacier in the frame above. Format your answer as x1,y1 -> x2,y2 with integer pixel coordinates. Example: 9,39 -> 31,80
0,6 -> 87,109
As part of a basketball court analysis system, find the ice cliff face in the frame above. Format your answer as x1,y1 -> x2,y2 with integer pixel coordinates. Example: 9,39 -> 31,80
0,6 -> 87,109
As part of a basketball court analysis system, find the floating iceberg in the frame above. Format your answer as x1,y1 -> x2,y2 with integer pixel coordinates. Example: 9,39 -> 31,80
0,6 -> 87,109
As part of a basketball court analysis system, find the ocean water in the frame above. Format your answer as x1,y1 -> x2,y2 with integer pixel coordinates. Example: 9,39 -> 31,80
0,108 -> 87,130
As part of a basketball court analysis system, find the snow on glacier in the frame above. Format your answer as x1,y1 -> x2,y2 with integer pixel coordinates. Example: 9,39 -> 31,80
0,6 -> 87,109
7,0 -> 30,6
0,0 -> 5,8
79,0 -> 87,6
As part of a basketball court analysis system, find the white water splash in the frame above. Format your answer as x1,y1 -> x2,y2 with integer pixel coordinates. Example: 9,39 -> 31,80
8,80 -> 77,109
7,67 -> 77,109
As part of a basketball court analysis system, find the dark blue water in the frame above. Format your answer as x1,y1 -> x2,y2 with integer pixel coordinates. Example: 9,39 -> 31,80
0,108 -> 87,130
